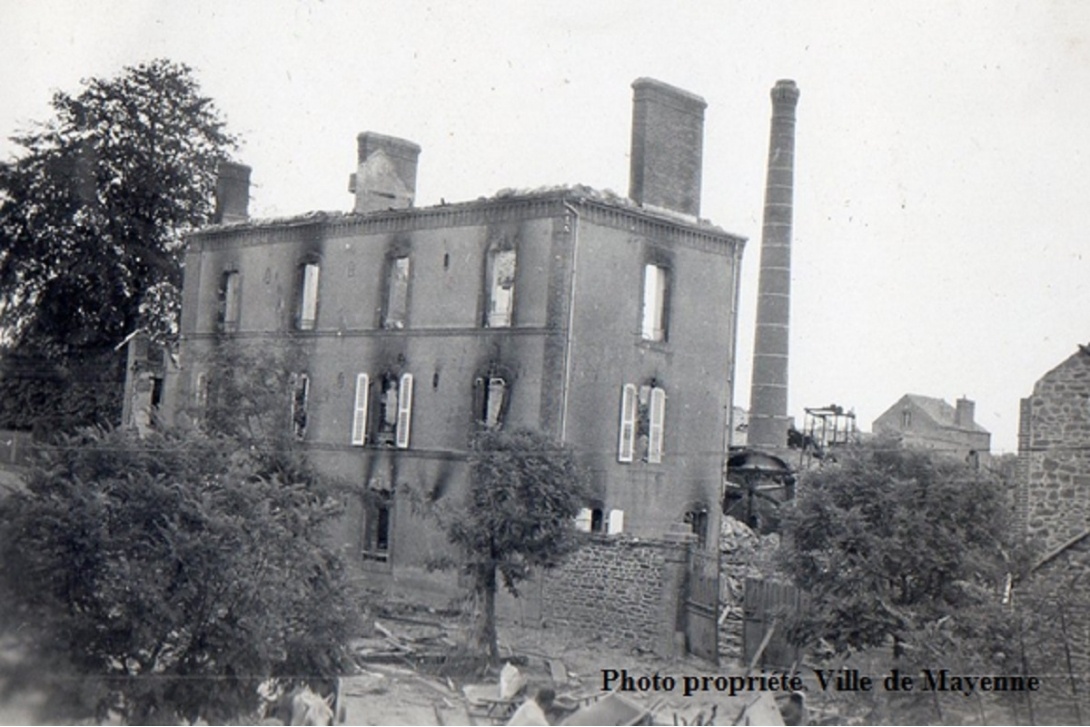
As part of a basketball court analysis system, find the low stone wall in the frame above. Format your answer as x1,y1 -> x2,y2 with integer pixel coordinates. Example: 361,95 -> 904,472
540,536 -> 674,648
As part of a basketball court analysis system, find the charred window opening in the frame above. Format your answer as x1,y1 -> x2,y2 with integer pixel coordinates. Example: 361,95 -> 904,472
291,372 -> 309,441
363,489 -> 392,562
372,372 -> 414,448
296,262 -> 320,330
486,248 -> 517,327
620,381 -> 666,463
640,263 -> 669,342
217,270 -> 241,332
473,363 -> 513,430
384,255 -> 411,329
684,504 -> 709,548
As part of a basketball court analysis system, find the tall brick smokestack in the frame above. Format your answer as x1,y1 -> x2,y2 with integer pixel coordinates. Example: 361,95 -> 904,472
748,79 -> 800,452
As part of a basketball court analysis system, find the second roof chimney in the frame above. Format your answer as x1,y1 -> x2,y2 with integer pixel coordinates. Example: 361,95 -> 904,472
628,78 -> 706,217
349,132 -> 421,214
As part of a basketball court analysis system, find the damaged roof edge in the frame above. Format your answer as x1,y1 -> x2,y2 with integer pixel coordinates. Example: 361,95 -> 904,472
188,185 -> 745,245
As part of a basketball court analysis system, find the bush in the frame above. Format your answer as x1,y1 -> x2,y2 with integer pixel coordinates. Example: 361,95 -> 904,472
0,426 -> 358,724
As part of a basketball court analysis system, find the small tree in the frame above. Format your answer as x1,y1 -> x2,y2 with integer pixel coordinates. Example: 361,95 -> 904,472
780,437 -> 1019,657
0,426 -> 358,724
440,429 -> 593,660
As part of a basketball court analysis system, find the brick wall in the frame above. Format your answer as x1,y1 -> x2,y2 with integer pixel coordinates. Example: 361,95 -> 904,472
540,536 -> 673,646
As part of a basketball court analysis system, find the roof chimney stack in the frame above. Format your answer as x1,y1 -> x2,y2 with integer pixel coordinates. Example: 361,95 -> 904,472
349,132 -> 420,214
213,161 -> 251,223
628,78 -> 706,217
955,397 -> 975,428
748,80 -> 800,452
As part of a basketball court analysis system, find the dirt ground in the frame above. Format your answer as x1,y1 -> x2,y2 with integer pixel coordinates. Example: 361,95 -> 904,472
341,614 -> 785,726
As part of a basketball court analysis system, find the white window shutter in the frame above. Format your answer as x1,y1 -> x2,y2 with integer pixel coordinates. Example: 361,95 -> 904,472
648,386 -> 666,463
575,508 -> 593,533
351,373 -> 369,445
395,373 -> 413,449
608,509 -> 625,534
618,384 -> 637,462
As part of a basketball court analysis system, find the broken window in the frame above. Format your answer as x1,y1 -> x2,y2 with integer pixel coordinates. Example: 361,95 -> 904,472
290,372 -> 309,441
218,270 -> 241,332
193,371 -> 208,425
640,263 -> 668,342
623,383 -> 666,464
474,375 -> 509,429
684,504 -> 709,548
384,255 -> 410,329
363,489 -> 392,562
373,372 -> 413,448
901,409 -> 912,428
296,262 -> 320,330
351,373 -> 370,446
487,248 -> 517,327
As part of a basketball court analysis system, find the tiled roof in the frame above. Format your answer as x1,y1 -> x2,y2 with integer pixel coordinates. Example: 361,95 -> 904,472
903,393 -> 989,434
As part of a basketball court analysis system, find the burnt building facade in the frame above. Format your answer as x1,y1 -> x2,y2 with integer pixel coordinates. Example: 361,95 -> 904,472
163,79 -> 746,595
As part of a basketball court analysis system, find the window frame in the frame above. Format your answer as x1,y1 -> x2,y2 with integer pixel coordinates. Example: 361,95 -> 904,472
485,245 -> 517,328
383,254 -> 411,329
640,263 -> 669,342
296,261 -> 320,331
290,372 -> 310,441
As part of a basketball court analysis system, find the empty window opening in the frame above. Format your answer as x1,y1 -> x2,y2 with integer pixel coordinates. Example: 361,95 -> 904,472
901,409 -> 912,428
384,255 -> 410,329
590,508 -> 605,534
475,376 -> 508,429
291,373 -> 309,441
487,249 -> 517,327
685,505 -> 709,548
621,382 -> 666,464
218,271 -> 241,332
297,262 -> 320,330
373,373 -> 413,448
641,264 -> 668,342
363,490 -> 392,562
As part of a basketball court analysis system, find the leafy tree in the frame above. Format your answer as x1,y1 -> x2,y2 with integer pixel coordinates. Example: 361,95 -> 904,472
0,426 -> 358,724
779,437 -> 1018,657
437,428 -> 594,660
0,59 -> 237,356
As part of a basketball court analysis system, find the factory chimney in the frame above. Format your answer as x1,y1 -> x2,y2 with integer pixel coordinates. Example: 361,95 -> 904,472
747,79 -> 800,452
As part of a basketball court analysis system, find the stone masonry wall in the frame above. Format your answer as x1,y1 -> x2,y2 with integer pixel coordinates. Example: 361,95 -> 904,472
541,536 -> 670,647
1019,536 -> 1090,724
1019,350 -> 1090,550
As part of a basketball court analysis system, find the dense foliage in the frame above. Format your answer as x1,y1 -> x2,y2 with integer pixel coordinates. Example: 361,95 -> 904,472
440,428 -> 593,659
0,427 -> 358,724
779,438 -> 1019,656
0,59 -> 237,356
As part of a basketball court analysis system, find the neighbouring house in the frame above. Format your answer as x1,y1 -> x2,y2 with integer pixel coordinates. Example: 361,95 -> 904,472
161,78 -> 746,600
872,393 -> 990,463
1013,343 -> 1090,723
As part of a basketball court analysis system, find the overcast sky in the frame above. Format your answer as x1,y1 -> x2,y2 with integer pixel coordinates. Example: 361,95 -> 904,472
3,0 -> 1088,453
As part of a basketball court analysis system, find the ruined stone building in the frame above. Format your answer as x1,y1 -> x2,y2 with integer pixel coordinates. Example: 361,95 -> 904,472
162,79 -> 746,596
872,393 -> 990,462
1014,343 -> 1090,722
